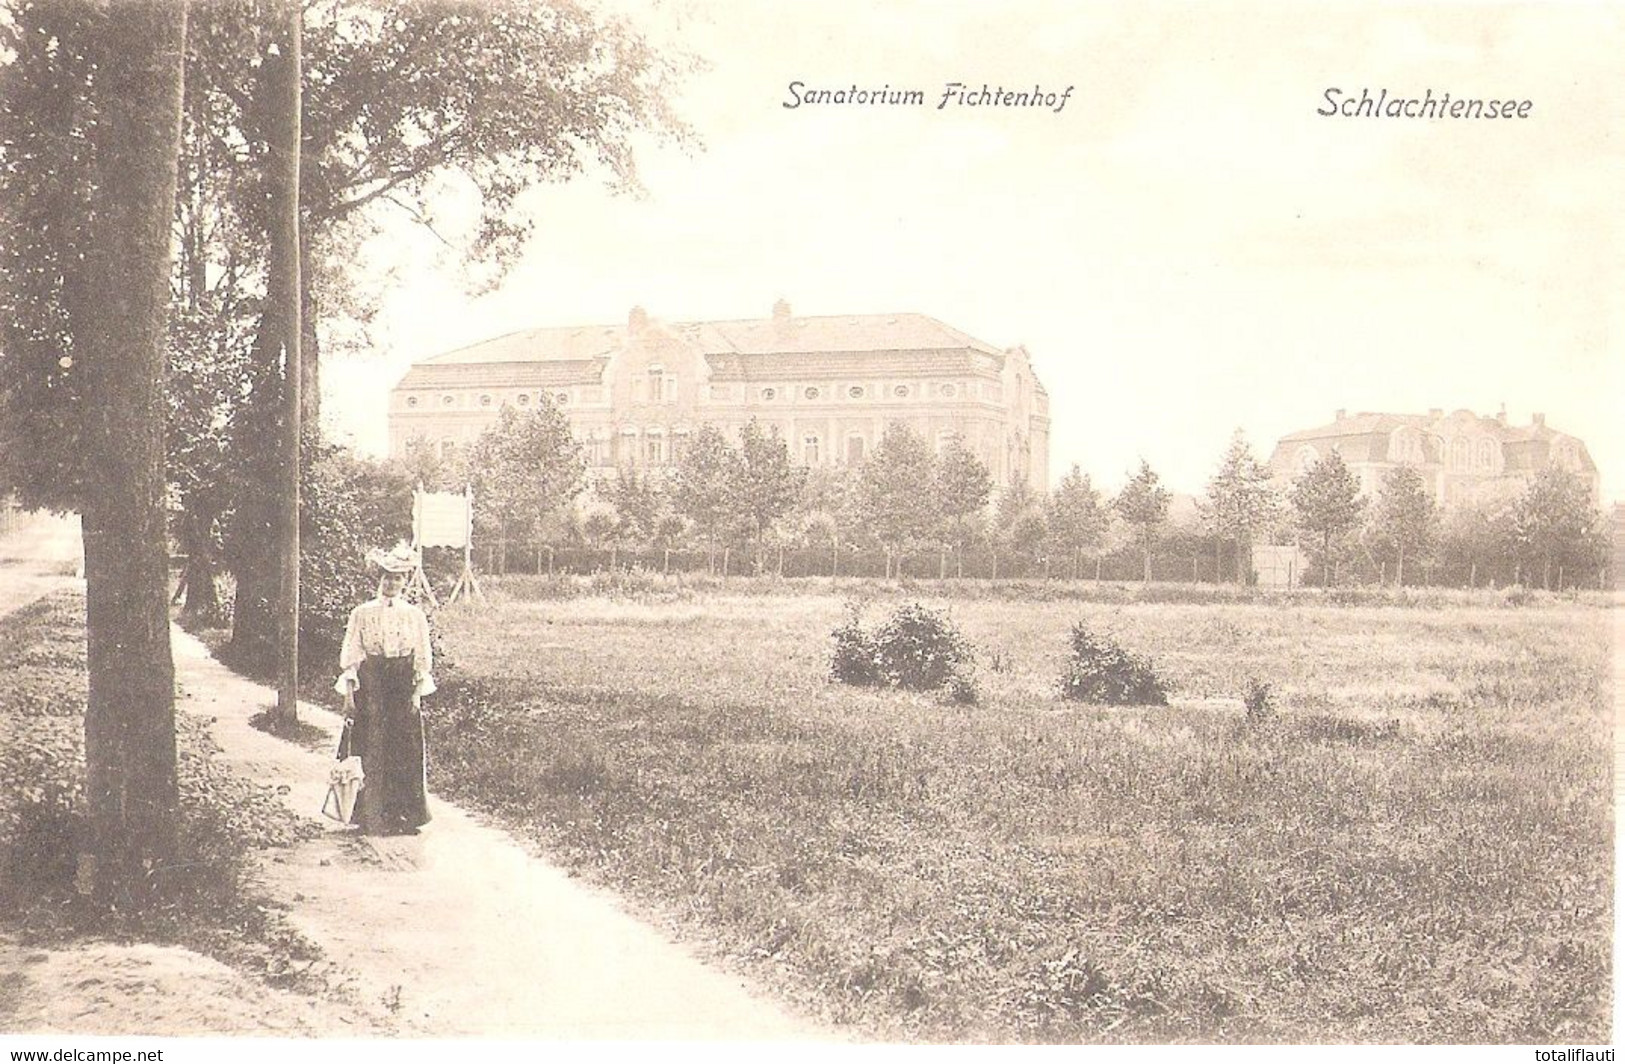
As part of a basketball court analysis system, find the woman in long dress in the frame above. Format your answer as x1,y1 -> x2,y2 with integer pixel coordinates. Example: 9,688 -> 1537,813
335,543 -> 436,835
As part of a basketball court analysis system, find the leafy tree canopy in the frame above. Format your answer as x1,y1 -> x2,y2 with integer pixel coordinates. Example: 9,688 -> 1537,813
466,400 -> 585,543
934,434 -> 992,550
734,419 -> 804,546
669,423 -> 739,547
1046,464 -> 1108,556
1366,463 -> 1437,578
858,423 -> 939,552
1203,429 -> 1279,545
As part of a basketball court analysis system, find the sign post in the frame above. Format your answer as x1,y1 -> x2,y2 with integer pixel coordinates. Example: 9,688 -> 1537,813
413,486 -> 484,606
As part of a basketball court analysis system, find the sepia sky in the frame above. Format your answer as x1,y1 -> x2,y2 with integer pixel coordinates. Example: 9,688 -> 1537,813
325,0 -> 1624,501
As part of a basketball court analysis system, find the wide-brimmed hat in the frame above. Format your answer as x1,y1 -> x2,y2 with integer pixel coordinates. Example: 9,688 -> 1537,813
366,542 -> 420,574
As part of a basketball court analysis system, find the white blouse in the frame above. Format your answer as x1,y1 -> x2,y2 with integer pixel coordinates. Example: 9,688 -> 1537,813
334,595 -> 436,698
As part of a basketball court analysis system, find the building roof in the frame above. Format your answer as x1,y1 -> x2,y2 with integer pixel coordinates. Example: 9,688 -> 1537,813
706,348 -> 981,382
398,359 -> 607,390
408,312 -> 1007,372
1280,412 -> 1424,443
685,313 -> 1001,357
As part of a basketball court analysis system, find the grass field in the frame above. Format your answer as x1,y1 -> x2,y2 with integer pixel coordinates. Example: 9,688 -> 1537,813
428,576 -> 1612,1042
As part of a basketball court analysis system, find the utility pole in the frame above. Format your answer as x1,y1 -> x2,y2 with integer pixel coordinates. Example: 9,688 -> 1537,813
274,1 -> 303,723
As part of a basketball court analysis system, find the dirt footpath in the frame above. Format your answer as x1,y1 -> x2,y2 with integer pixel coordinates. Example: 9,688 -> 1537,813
172,628 -> 827,1040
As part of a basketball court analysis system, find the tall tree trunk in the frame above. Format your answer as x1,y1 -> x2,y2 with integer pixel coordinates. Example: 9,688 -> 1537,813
178,502 -> 221,622
225,303 -> 285,673
230,22 -> 308,678
78,0 -> 188,900
299,233 -> 320,428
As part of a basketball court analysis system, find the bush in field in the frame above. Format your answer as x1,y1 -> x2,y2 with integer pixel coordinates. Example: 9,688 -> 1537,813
829,602 -> 974,693
872,603 -> 974,691
1057,623 -> 1169,706
829,609 -> 881,687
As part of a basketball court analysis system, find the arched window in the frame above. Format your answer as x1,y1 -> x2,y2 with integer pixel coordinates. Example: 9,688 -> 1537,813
803,435 -> 820,465
1475,438 -> 1494,469
846,435 -> 866,464
1450,437 -> 1470,471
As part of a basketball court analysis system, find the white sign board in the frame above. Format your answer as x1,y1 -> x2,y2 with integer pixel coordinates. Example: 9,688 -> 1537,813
414,490 -> 471,549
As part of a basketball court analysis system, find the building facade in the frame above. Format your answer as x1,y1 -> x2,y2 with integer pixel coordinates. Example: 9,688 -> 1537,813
1266,407 -> 1599,508
389,302 -> 1050,490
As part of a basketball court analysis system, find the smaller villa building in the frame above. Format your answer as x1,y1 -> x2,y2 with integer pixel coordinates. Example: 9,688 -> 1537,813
1266,408 -> 1599,507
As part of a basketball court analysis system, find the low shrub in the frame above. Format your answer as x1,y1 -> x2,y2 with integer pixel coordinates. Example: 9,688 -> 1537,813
1057,623 -> 1170,706
829,602 -> 974,693
829,608 -> 881,687
871,603 -> 973,691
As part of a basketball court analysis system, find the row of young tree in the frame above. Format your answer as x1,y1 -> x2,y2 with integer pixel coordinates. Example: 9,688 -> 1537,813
414,407 -> 1611,589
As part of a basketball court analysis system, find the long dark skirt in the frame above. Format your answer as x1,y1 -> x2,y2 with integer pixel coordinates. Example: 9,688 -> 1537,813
351,654 -> 430,835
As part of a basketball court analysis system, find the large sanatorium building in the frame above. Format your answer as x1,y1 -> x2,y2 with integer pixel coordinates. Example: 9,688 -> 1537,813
388,302 -> 1051,491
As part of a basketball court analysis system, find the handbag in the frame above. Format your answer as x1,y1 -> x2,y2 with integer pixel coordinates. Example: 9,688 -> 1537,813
321,717 -> 365,823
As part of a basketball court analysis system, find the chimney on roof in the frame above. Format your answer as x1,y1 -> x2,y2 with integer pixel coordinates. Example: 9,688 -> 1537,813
1496,403 -> 1507,424
628,306 -> 648,334
1334,408 -> 1346,421
772,298 -> 793,339
1532,412 -> 1545,427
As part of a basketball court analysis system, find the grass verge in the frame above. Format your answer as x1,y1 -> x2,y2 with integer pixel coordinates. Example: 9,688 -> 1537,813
0,591 -> 339,999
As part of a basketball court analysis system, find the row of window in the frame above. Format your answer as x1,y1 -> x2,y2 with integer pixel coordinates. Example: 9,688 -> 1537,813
406,390 -> 578,410
416,427 -> 1016,477
755,382 -> 965,401
1445,437 -> 1498,473
402,379 -> 981,411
